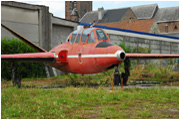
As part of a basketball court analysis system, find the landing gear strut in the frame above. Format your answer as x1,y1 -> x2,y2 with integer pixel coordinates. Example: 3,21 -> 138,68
113,58 -> 131,86
12,63 -> 21,88
122,58 -> 130,86
113,66 -> 121,86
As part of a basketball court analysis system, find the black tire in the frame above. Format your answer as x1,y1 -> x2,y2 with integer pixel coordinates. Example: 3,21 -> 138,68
122,73 -> 128,86
113,74 -> 121,86
13,75 -> 21,88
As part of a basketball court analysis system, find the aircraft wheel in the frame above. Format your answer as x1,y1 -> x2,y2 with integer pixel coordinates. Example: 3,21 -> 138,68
12,64 -> 21,88
13,75 -> 21,88
113,73 -> 121,86
122,73 -> 128,86
113,66 -> 121,86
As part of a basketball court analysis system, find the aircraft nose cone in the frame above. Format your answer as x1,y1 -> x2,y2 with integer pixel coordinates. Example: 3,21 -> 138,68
116,50 -> 126,61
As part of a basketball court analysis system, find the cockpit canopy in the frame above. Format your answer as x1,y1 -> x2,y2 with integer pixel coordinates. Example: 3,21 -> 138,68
66,28 -> 110,44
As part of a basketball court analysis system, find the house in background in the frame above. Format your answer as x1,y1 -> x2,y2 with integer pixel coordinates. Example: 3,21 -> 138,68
98,19 -> 160,34
79,3 -> 179,36
80,7 -> 137,24
154,7 -> 179,37
131,4 -> 179,37
131,4 -> 158,20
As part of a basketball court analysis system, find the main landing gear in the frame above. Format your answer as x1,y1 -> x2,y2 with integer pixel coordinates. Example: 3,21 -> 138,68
113,58 -> 130,86
11,63 -> 21,88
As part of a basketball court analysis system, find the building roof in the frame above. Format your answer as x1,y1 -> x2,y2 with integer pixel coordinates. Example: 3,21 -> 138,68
155,7 -> 179,23
80,7 -> 130,24
98,8 -> 130,23
131,4 -> 158,19
80,3 -> 179,24
80,11 -> 98,23
97,19 -> 155,33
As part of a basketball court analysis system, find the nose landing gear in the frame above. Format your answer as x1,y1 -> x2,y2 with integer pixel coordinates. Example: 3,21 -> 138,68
113,58 -> 130,89
113,66 -> 121,86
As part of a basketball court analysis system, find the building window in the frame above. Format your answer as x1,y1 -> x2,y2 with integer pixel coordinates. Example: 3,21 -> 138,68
174,25 -> 178,30
165,24 -> 168,33
74,1 -> 77,8
69,1 -> 77,11
69,2 -> 74,11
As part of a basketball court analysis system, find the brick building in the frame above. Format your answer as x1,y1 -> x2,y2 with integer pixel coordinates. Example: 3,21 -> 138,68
65,1 -> 92,21
154,7 -> 179,37
131,4 -> 179,37
98,19 -> 160,33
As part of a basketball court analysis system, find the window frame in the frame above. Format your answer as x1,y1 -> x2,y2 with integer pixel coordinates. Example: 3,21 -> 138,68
86,31 -> 96,44
80,28 -> 93,43
65,33 -> 72,43
70,30 -> 79,44
74,29 -> 83,44
95,29 -> 109,41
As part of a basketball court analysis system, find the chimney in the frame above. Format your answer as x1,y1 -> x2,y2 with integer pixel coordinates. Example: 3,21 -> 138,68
98,7 -> 104,20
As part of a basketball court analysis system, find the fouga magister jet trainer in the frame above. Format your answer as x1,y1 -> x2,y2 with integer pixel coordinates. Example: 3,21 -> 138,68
1,24 -> 179,87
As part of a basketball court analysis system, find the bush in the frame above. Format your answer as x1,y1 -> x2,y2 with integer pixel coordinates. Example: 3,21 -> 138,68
1,38 -> 47,81
119,43 -> 151,53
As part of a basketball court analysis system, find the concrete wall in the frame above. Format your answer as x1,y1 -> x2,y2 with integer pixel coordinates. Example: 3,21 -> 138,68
107,33 -> 179,54
1,1 -> 78,50
51,16 -> 78,48
1,5 -> 39,45
107,32 -> 179,64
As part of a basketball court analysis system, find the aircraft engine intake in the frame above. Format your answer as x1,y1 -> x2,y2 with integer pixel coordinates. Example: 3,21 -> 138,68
116,50 -> 126,61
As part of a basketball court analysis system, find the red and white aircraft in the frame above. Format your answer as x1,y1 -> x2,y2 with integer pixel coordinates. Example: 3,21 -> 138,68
1,24 -> 179,86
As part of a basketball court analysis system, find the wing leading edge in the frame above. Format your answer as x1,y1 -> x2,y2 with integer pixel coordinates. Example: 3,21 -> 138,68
126,53 -> 179,59
1,52 -> 56,63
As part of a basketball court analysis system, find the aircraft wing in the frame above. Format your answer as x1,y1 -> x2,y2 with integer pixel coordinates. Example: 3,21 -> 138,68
126,53 -> 179,59
1,52 -> 56,63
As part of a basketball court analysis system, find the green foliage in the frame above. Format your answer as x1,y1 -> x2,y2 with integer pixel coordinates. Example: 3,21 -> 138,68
119,43 -> 151,53
119,42 -> 151,68
1,37 -> 47,81
119,43 -> 132,53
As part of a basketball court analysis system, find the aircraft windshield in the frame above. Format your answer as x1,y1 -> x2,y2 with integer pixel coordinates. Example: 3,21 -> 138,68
81,28 -> 93,43
70,30 -> 79,44
96,29 -> 108,41
75,29 -> 83,43
87,31 -> 96,43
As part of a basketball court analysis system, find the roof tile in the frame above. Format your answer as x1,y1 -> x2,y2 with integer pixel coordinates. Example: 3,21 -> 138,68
97,19 -> 155,33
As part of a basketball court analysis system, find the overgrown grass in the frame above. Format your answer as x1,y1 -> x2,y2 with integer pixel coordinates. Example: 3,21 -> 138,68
1,87 -> 179,119
1,62 -> 179,88
130,62 -> 179,83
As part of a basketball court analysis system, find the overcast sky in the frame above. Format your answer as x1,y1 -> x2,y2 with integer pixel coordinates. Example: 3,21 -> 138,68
20,1 -> 179,18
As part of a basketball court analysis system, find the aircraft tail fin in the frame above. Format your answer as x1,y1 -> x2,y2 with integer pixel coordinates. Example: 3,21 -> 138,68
1,24 -> 47,52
